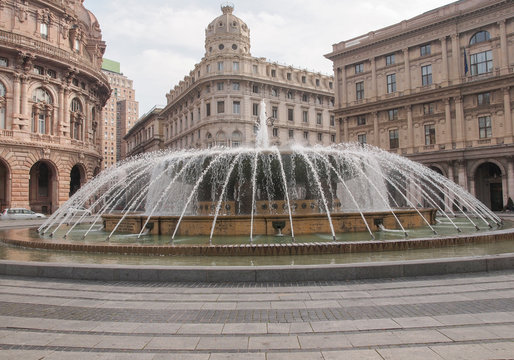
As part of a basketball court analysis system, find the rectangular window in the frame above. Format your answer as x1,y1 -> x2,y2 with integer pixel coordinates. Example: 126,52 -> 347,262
252,85 -> 259,93
253,103 -> 259,116
358,134 -> 366,145
331,134 -> 336,142
477,92 -> 490,105
357,116 -> 366,126
356,81 -> 364,100
355,63 -> 363,74
38,113 -> 45,134
288,129 -> 294,138
272,106 -> 278,119
317,133 -> 322,141
33,65 -> 44,75
233,101 -> 240,114
217,101 -> 225,113
232,82 -> 240,90
329,82 -> 333,89
271,69 -> 276,77
316,113 -> 322,125
303,131 -> 308,140
423,102 -> 435,115
217,82 -> 224,90
0,108 -> 5,129
252,65 -> 258,74
478,116 -> 492,138
271,88 -> 278,97
315,79 -> 320,86
40,23 -> 48,39
389,129 -> 399,149
470,51 -> 493,75
420,44 -> 431,57
206,64 -> 211,73
74,39 -> 80,51
272,128 -> 278,137
421,65 -> 432,86
217,61 -> 224,71
330,115 -> 335,126
387,73 -> 396,93
301,76 -> 306,83
288,108 -> 294,121
386,54 -> 395,65
302,111 -> 308,123
388,108 -> 398,121
206,103 -> 211,116
232,61 -> 239,72
424,124 -> 436,145
287,73 -> 291,80
0,57 -> 8,67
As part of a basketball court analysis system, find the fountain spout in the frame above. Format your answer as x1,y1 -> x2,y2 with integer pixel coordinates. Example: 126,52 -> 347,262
255,99 -> 271,148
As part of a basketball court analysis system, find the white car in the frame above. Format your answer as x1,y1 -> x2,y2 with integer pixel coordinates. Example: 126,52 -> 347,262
0,208 -> 46,220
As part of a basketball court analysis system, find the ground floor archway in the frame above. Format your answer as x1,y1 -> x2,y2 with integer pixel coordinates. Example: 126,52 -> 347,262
29,161 -> 58,214
69,164 -> 86,197
0,159 -> 10,211
474,162 -> 503,211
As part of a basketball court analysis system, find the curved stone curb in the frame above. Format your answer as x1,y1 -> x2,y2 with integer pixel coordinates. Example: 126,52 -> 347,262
1,227 -> 514,256
0,253 -> 513,282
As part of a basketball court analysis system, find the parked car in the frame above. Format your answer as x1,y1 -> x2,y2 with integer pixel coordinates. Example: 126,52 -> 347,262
0,208 -> 46,220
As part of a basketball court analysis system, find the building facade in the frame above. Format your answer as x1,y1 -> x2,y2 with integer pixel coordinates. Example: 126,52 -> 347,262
125,5 -> 336,156
0,0 -> 110,213
100,59 -> 138,168
326,0 -> 514,211
123,106 -> 164,157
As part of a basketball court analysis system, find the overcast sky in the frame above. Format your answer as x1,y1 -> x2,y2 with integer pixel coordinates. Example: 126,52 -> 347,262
84,0 -> 454,114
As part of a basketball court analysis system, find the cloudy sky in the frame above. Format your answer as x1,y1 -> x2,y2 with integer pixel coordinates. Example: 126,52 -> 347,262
85,0 -> 453,114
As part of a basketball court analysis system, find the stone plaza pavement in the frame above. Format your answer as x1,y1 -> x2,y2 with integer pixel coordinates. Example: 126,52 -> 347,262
0,271 -> 512,359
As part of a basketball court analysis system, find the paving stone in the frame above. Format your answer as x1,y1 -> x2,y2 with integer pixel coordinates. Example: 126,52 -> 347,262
377,346 -> 444,359
322,349 -> 383,360
430,343 -> 502,360
93,335 -> 152,350
177,323 -> 224,334
145,336 -> 200,350
266,351 -> 324,359
223,322 -> 267,334
248,335 -> 300,350
298,333 -> 352,349
437,326 -> 504,341
195,336 -> 248,350
208,353 -> 265,360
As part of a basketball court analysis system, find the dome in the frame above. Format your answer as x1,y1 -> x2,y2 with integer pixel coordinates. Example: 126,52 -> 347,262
205,4 -> 251,57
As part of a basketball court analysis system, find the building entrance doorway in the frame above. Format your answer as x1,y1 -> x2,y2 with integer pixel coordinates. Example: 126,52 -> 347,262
29,161 -> 57,214
474,162 -> 503,211
69,164 -> 85,197
0,159 -> 10,211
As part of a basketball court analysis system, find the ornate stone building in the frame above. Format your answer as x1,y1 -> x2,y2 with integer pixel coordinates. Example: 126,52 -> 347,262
326,0 -> 514,211
0,0 -> 110,213
125,4 -> 336,156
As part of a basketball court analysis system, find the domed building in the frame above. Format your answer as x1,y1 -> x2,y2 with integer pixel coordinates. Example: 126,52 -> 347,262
125,4 -> 336,155
0,0 -> 110,213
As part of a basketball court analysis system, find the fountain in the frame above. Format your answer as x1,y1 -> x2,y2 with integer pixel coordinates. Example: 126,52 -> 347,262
27,99 -> 502,257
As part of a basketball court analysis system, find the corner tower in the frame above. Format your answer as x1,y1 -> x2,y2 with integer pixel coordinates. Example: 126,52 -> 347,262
204,3 -> 250,58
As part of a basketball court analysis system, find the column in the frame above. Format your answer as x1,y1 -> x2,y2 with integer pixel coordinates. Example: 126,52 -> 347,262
454,96 -> 465,147
403,48 -> 411,93
450,34 -> 461,83
406,105 -> 413,151
373,112 -> 379,146
446,161 -> 455,211
440,37 -> 449,85
343,117 -> 349,143
507,158 -> 514,204
58,86 -> 64,135
334,67 -> 341,108
340,67 -> 347,107
12,74 -> 21,129
504,87 -> 512,142
457,160 -> 467,191
371,58 -> 377,99
20,75 -> 28,130
444,98 -> 452,147
63,88 -> 69,137
499,20 -> 509,75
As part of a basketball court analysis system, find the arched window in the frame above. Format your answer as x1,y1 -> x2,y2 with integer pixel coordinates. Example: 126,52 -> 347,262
206,132 -> 213,148
216,131 -> 227,147
32,87 -> 52,104
470,31 -> 491,45
69,98 -> 83,140
70,98 -> 82,113
232,131 -> 242,147
31,87 -> 53,134
0,82 -> 5,129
